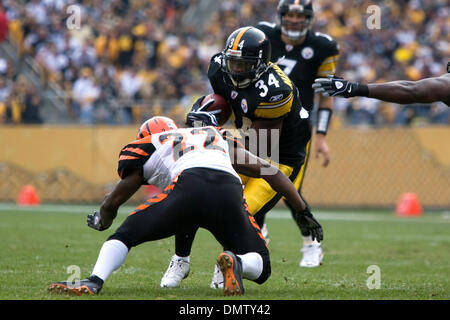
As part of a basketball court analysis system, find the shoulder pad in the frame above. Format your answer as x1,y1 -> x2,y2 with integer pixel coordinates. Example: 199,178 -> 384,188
313,32 -> 339,54
117,137 -> 155,179
255,81 -> 295,119
314,31 -> 335,42
256,21 -> 277,29
256,22 -> 279,38
207,53 -> 223,79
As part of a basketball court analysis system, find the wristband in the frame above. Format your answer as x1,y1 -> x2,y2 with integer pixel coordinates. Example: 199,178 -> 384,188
353,83 -> 369,97
316,108 -> 332,135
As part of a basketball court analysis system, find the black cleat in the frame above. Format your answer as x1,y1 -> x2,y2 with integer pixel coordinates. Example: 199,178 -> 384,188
217,251 -> 245,296
48,276 -> 103,295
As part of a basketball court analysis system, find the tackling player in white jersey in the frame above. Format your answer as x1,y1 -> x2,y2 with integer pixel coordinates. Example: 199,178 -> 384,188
48,116 -> 322,296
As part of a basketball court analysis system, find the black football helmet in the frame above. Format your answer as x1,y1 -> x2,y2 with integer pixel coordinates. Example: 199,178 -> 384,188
277,0 -> 314,40
221,26 -> 271,89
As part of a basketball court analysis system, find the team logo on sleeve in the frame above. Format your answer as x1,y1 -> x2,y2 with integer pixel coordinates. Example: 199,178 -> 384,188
241,99 -> 248,113
231,90 -> 238,99
301,47 -> 314,60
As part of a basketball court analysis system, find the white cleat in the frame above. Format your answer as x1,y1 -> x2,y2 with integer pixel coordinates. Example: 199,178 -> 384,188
299,243 -> 323,268
210,263 -> 224,289
160,255 -> 190,288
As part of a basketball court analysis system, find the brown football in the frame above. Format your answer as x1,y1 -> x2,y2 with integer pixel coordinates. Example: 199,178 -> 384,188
201,93 -> 232,126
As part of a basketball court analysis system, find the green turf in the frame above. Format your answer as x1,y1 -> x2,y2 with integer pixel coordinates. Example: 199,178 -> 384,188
0,204 -> 449,300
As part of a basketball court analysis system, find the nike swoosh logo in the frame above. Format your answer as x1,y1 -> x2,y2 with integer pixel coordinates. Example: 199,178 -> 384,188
347,86 -> 352,93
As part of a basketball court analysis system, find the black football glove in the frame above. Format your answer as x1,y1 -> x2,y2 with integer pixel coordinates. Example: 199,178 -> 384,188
186,96 -> 219,127
87,211 -> 107,231
295,206 -> 323,242
312,75 -> 368,98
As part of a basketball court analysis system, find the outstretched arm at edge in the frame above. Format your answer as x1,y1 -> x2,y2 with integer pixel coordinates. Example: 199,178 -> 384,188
367,74 -> 450,104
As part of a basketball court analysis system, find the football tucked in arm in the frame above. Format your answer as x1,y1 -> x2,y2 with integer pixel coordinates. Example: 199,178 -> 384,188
200,94 -> 232,126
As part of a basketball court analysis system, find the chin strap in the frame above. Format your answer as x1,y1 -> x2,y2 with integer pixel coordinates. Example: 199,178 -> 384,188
229,75 -> 251,89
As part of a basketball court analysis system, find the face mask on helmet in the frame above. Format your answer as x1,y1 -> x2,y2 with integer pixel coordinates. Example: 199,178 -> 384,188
281,12 -> 312,39
223,55 -> 260,89
278,0 -> 314,40
137,116 -> 178,139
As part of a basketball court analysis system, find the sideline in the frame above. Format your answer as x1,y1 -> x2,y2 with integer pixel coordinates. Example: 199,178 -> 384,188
0,203 -> 448,224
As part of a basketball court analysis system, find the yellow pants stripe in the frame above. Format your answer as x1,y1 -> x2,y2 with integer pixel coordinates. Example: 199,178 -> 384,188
240,140 -> 312,215
291,140 -> 311,191
240,162 -> 294,215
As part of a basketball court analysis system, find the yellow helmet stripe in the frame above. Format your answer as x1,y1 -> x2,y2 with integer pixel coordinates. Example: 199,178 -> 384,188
232,27 -> 252,51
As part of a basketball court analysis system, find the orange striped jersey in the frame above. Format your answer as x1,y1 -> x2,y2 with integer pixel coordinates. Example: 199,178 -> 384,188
118,126 -> 241,190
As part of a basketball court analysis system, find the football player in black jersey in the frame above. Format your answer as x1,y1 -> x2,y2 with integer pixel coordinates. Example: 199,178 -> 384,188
161,26 -> 317,288
255,0 -> 340,267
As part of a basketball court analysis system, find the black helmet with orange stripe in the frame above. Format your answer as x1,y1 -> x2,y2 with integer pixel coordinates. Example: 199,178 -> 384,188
221,26 -> 271,89
137,116 -> 178,139
277,0 -> 314,40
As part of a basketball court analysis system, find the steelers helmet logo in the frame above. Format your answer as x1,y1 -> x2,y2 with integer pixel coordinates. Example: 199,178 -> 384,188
301,47 -> 314,60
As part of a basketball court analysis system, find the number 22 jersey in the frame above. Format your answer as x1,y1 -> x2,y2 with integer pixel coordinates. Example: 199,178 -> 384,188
117,126 -> 241,190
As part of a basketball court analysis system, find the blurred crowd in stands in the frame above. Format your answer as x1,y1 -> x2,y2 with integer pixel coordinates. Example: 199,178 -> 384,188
0,0 -> 448,126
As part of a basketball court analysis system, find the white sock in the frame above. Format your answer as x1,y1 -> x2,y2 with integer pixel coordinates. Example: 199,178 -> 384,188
91,240 -> 129,281
174,254 -> 190,263
303,235 -> 320,245
237,252 -> 263,281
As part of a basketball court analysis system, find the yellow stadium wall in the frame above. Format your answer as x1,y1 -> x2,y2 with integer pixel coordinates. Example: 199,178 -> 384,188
0,126 -> 139,203
302,127 -> 450,209
0,126 -> 449,208
0,126 -> 134,184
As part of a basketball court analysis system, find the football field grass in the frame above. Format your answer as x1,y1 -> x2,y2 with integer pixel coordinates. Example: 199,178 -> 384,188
0,204 -> 449,300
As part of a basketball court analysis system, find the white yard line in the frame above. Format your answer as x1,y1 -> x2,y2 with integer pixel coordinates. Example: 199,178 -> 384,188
0,203 -> 449,224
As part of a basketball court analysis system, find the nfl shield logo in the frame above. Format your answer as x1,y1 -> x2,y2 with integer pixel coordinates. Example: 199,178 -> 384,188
241,99 -> 248,113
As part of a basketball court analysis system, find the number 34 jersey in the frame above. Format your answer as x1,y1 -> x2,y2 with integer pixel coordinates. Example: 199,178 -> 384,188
256,22 -> 339,111
208,53 -> 310,167
117,126 -> 241,190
